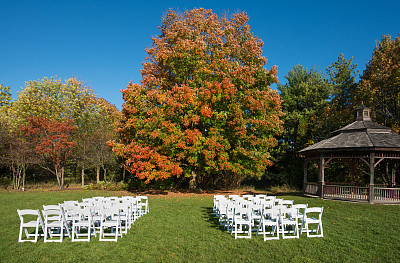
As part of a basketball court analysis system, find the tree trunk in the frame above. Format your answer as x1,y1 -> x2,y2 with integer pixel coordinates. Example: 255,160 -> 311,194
81,167 -> 85,186
55,168 -> 61,189
103,167 -> 107,182
22,165 -> 26,190
189,170 -> 197,190
96,166 -> 100,183
61,166 -> 64,189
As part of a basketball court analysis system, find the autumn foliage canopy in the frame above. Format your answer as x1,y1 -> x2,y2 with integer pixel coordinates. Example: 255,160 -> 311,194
22,116 -> 77,188
111,8 -> 283,187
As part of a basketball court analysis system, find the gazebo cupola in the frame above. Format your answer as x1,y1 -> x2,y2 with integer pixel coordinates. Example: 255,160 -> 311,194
354,104 -> 371,121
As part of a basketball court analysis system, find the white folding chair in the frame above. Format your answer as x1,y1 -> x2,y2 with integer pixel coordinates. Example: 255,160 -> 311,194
99,208 -> 122,242
137,196 -> 149,215
87,205 -> 103,233
280,207 -> 299,239
292,204 -> 308,233
257,207 -> 280,240
250,203 -> 263,232
213,195 -> 226,213
215,200 -> 230,228
43,204 -> 71,238
114,203 -> 131,234
42,209 -> 66,242
71,207 -> 96,242
301,207 -> 324,237
121,196 -> 139,224
231,206 -> 252,239
224,203 -> 235,232
17,209 -> 45,243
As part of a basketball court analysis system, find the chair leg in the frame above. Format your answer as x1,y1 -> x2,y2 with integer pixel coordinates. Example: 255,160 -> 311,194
34,222 -> 39,243
18,224 -> 23,242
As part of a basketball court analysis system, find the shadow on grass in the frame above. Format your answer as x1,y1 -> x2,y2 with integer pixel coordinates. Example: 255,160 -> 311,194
202,206 -> 227,232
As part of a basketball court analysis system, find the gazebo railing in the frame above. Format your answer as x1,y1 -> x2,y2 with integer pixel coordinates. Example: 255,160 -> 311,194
323,184 -> 369,201
374,187 -> 400,203
304,182 -> 319,196
304,183 -> 400,203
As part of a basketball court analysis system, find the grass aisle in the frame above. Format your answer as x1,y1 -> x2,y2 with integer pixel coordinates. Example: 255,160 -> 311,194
1,190 -> 400,262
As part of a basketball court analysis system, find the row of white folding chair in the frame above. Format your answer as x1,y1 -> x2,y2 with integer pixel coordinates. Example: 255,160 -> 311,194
214,196 -> 321,240
59,202 -> 129,241
58,205 -> 126,242
18,205 -> 73,243
81,196 -> 148,216
256,206 -> 324,240
63,202 -> 131,235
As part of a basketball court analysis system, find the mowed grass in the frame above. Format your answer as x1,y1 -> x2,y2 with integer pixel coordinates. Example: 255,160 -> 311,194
1,190 -> 400,263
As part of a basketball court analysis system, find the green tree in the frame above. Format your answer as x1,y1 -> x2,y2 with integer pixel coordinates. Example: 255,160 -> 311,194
7,77 -> 95,127
356,34 -> 400,132
275,65 -> 332,186
111,8 -> 283,189
321,54 -> 359,133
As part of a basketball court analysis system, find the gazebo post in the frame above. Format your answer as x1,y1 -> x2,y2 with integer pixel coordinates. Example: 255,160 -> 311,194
303,159 -> 308,192
392,163 -> 397,187
369,153 -> 375,204
319,155 -> 325,199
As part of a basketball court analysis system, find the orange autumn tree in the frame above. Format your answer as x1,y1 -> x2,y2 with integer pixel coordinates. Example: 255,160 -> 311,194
22,116 -> 77,189
111,8 -> 283,188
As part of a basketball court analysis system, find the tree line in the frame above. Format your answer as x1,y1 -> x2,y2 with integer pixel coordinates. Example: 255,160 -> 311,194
1,8 -> 399,190
0,78 -> 121,189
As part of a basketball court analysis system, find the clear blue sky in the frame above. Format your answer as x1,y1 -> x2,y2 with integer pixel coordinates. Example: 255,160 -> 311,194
1,0 -> 399,109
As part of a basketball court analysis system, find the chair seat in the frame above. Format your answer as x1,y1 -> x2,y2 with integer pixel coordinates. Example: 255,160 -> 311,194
21,221 -> 40,227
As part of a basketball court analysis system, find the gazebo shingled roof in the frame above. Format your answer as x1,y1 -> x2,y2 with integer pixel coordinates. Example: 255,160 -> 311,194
299,105 -> 400,203
299,118 -> 400,154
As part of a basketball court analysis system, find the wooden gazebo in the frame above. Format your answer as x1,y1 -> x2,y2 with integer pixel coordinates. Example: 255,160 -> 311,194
299,105 -> 400,204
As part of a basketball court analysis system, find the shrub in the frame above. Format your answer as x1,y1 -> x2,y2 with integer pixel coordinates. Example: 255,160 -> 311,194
0,177 -> 10,189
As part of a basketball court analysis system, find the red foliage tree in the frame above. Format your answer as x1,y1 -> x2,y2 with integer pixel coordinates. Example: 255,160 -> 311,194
111,8 -> 283,188
22,117 -> 77,189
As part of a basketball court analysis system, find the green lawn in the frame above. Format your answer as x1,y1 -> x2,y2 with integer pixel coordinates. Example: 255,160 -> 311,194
1,190 -> 400,263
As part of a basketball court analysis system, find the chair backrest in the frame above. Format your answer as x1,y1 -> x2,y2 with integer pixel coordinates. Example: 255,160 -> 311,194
87,205 -> 102,215
280,207 -> 299,220
263,207 -> 280,220
292,204 -> 308,215
255,194 -> 267,199
81,198 -> 94,205
17,209 -> 41,217
42,209 -> 63,220
278,200 -> 293,207
264,196 -> 276,201
43,205 -> 61,211
262,200 -> 274,209
63,200 -> 79,206
17,209 -> 43,224
70,207 -> 91,221
233,206 -> 252,221
305,207 -> 324,219
101,207 -> 121,221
